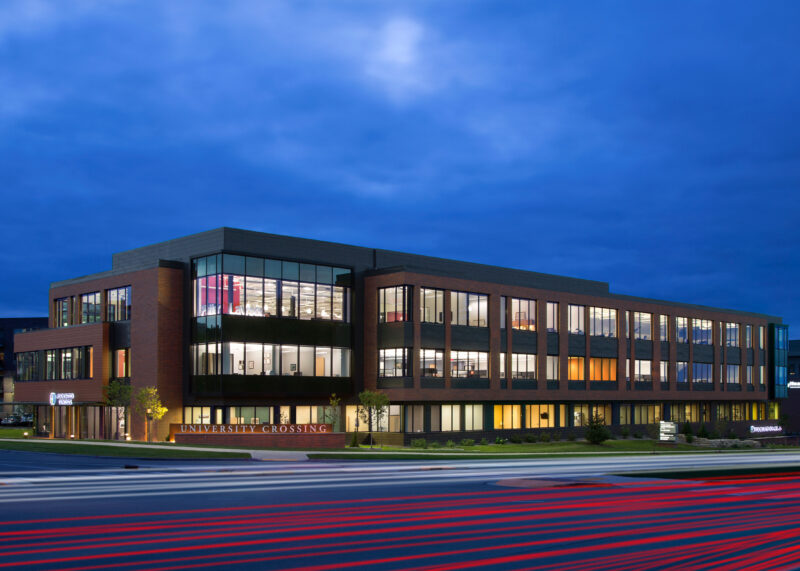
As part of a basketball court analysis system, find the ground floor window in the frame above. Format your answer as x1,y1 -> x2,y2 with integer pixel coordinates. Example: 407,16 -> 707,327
464,404 -> 484,431
406,405 -> 424,433
493,404 -> 521,429
525,404 -> 556,428
632,403 -> 662,424
184,406 -> 211,424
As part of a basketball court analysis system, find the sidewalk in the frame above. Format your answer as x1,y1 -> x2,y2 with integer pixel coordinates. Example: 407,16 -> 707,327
0,438 -> 309,461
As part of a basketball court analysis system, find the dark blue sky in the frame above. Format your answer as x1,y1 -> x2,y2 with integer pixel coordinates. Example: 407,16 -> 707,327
1,1 -> 798,331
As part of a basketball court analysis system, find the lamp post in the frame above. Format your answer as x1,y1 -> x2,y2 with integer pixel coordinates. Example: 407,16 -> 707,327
354,416 -> 359,448
146,407 -> 152,443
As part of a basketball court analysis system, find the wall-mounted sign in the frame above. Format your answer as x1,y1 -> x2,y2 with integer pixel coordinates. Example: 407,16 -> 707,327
750,425 -> 782,434
659,421 -> 677,442
788,381 -> 800,389
49,392 -> 75,406
170,423 -> 333,440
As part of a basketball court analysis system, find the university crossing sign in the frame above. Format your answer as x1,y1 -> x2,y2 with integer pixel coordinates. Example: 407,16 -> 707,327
169,423 -> 343,449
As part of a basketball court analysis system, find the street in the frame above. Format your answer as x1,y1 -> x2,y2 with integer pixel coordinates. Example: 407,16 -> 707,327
1,450 -> 800,569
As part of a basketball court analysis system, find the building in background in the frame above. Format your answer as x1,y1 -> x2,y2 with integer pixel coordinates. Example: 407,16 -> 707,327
783,340 -> 800,434
14,228 -> 789,443
1,317 -> 48,419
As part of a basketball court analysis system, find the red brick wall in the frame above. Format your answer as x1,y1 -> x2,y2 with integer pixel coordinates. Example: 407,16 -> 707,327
365,271 -> 772,404
14,265 -> 184,441
174,432 -> 346,449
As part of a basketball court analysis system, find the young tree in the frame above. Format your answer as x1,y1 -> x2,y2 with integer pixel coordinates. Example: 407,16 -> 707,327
104,380 -> 131,440
324,393 -> 341,431
585,413 -> 611,445
358,390 -> 389,448
133,386 -> 168,442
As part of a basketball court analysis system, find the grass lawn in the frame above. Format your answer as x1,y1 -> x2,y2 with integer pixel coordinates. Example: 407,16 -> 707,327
306,439 -> 735,459
0,439 -> 251,459
0,427 -> 31,439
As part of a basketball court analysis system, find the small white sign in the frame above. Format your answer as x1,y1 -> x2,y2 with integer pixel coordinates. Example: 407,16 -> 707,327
49,392 -> 75,406
659,421 -> 677,442
750,425 -> 782,434
788,381 -> 800,389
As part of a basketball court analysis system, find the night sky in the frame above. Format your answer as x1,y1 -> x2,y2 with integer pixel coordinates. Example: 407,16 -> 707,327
1,1 -> 798,332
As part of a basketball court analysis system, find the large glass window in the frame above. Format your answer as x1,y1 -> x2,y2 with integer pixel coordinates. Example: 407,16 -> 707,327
589,307 -> 616,337
727,364 -> 740,384
54,297 -> 71,327
726,323 -> 740,347
568,305 -> 585,334
659,315 -> 668,341
450,291 -> 488,327
222,275 -> 245,315
106,286 -> 131,321
379,348 -> 409,377
546,302 -> 558,332
184,406 -> 212,424
547,356 -> 559,380
759,326 -> 765,349
634,359 -> 652,382
379,286 -> 410,323
511,298 -> 536,331
746,365 -> 753,384
660,360 -> 668,382
450,351 -> 489,378
677,361 -> 688,383
192,255 -> 350,322
420,349 -> 444,377
15,351 -> 39,381
403,405 -> 424,433
511,353 -> 536,379
525,404 -> 555,428
27,346 -> 92,380
633,312 -> 651,340
113,348 -> 130,378
589,358 -> 616,381
633,404 -> 662,424
568,356 -> 584,381
440,405 -> 461,432
80,292 -> 101,324
745,325 -> 753,349
676,317 -> 688,343
464,404 -> 483,430
493,404 -> 521,429
692,319 -> 712,345
420,288 -> 444,324
692,362 -> 712,383
197,343 -> 349,377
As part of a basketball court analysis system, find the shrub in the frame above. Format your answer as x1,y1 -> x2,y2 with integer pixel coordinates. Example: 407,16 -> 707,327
539,432 -> 551,443
567,432 -> 576,441
509,434 -> 522,444
410,438 -> 427,449
524,433 -> 538,443
460,438 -> 475,447
349,432 -> 360,447
681,423 -> 693,436
619,427 -> 630,438
495,436 -> 506,445
585,414 -> 612,445
446,440 -> 456,448
480,438 -> 488,446
686,434 -> 694,444
697,424 -> 709,438
633,432 -> 642,439
429,441 -> 441,449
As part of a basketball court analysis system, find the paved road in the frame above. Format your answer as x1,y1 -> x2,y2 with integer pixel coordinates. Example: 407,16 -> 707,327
1,450 -> 799,569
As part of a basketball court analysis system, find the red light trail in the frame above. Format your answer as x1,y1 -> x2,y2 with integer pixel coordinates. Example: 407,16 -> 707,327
1,474 -> 799,570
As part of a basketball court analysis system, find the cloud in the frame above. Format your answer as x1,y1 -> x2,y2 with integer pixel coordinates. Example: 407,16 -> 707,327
364,17 -> 429,101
